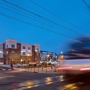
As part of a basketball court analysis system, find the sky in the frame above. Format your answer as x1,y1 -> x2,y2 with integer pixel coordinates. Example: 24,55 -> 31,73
0,0 -> 90,53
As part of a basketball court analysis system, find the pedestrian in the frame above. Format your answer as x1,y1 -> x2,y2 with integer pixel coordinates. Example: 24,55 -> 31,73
11,62 -> 13,68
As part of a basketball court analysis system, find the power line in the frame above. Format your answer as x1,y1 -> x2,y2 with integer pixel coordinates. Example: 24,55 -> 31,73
12,0 -> 46,14
82,0 -> 90,8
0,3 -> 76,34
0,2 -> 81,36
29,0 -> 88,32
0,12 -> 79,41
0,2 -> 47,23
2,0 -> 84,36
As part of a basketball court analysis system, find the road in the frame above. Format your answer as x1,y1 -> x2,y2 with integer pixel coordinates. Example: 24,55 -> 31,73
0,70 -> 61,90
0,69 -> 90,90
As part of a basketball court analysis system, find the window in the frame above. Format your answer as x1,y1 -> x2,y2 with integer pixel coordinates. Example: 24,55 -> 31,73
6,51 -> 8,54
23,46 -> 26,49
28,47 -> 31,50
0,46 -> 2,49
6,44 -> 8,48
11,51 -> 15,54
11,44 -> 15,48
22,52 -> 26,55
37,48 -> 39,51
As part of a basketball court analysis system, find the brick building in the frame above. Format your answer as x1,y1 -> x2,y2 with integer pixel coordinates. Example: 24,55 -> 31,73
0,39 -> 40,64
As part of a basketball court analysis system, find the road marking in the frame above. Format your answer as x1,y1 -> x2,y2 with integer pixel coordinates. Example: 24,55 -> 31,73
2,69 -> 6,70
0,75 -> 14,79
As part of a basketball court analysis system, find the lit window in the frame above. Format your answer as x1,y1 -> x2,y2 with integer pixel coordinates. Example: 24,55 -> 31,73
11,44 -> 15,48
28,47 -> 31,50
6,51 -> 8,54
23,46 -> 26,49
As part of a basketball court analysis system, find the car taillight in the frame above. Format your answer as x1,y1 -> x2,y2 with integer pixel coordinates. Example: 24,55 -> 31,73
57,67 -> 72,70
80,68 -> 90,71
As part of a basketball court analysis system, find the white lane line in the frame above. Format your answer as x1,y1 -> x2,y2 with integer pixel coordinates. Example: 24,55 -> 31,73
0,75 -> 14,79
2,69 -> 6,70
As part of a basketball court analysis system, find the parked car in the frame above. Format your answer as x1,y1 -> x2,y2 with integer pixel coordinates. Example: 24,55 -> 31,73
0,65 -> 16,70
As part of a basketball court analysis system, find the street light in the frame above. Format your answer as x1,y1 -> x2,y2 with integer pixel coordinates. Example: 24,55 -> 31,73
21,59 -> 23,67
27,53 -> 30,56
61,51 -> 63,54
35,49 -> 40,64
21,59 -> 23,62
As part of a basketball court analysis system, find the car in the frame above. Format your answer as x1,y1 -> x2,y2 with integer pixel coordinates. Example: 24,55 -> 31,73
0,65 -> 16,70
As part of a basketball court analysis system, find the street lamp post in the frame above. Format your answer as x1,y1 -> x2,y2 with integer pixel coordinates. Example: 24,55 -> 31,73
21,59 -> 23,67
27,53 -> 30,71
58,51 -> 64,66
35,49 -> 40,73
27,54 -> 30,63
46,54 -> 49,73
54,55 -> 58,72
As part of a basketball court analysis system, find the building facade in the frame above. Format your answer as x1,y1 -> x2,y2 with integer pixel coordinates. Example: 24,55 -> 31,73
0,39 -> 40,64
40,50 -> 59,61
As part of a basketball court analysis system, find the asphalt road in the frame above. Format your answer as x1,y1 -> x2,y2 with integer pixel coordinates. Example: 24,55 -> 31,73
0,70 -> 61,90
0,70 -> 90,90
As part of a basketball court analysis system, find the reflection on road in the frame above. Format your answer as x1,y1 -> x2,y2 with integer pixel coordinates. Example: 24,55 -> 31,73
16,75 -> 64,90
60,83 -> 79,90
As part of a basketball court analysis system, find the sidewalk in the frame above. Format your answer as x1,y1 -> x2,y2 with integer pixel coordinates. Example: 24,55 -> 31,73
20,67 -> 59,74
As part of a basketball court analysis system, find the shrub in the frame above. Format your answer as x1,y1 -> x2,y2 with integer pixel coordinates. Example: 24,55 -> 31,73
42,62 -> 47,67
48,63 -> 52,65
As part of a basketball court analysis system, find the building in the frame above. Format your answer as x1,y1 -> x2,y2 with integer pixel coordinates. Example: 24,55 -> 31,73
40,50 -> 59,61
0,39 -> 40,64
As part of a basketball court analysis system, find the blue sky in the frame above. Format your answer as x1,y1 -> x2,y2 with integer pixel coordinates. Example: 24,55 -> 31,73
0,0 -> 90,53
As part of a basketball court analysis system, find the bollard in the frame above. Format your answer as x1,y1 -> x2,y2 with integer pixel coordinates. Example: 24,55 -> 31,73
31,65 -> 32,72
33,65 -> 36,73
42,65 -> 43,73
46,65 -> 47,73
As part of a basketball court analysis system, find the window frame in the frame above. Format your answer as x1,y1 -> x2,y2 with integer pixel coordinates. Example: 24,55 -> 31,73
28,47 -> 31,50
22,52 -> 26,55
11,44 -> 15,48
22,46 -> 26,49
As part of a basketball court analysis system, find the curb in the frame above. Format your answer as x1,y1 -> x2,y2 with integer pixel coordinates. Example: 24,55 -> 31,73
0,69 -> 12,71
0,68 -> 16,71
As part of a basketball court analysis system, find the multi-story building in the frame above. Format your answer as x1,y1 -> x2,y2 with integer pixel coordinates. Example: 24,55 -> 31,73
0,39 -> 40,64
40,50 -> 59,61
